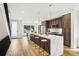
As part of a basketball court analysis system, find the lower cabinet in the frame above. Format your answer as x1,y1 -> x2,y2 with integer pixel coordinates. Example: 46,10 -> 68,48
30,34 -> 50,55
30,34 -> 64,56
40,37 -> 50,54
45,39 -> 50,54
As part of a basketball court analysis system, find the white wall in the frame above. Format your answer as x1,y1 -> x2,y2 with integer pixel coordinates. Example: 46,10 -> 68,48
76,11 -> 79,47
70,9 -> 79,48
0,4 -> 9,41
71,10 -> 77,48
17,20 -> 22,37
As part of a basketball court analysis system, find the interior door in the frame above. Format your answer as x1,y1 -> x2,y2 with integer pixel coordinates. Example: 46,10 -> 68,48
11,21 -> 18,38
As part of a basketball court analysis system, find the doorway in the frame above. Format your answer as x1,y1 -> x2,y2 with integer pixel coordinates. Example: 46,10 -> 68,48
11,20 -> 18,38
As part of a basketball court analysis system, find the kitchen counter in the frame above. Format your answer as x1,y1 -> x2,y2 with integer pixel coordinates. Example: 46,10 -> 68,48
30,32 -> 50,39
30,32 -> 63,39
30,32 -> 64,56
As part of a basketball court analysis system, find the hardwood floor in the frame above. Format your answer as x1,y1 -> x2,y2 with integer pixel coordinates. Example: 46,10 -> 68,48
64,46 -> 79,56
6,37 -> 48,56
6,37 -> 79,56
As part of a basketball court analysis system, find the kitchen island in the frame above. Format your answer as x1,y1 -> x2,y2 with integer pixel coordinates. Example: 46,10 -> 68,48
30,32 -> 64,56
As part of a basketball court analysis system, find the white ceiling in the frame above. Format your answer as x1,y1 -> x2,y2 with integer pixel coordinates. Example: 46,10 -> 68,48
8,3 -> 79,21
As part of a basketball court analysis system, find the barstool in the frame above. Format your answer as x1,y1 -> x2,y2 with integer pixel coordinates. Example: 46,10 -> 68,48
40,38 -> 47,56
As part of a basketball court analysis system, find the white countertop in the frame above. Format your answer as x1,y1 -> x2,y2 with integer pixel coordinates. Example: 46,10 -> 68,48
30,32 -> 64,56
30,32 -> 63,39
30,32 -> 50,39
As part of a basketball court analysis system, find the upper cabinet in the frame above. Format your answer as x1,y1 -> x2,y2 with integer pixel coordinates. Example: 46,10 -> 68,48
42,21 -> 46,26
42,16 -> 63,28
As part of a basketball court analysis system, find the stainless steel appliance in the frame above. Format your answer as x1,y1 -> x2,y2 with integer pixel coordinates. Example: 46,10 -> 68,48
38,25 -> 46,34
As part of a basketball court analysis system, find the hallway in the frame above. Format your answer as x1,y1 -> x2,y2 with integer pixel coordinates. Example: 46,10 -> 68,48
6,37 -> 30,56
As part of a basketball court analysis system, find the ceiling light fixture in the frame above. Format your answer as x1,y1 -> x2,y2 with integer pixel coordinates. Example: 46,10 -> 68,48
49,4 -> 52,7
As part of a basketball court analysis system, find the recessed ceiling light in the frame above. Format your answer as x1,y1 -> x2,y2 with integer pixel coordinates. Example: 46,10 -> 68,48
49,4 -> 52,7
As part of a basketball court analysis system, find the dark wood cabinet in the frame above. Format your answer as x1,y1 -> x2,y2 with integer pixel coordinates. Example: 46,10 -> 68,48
42,17 -> 63,28
42,17 -> 63,35
42,13 -> 71,47
30,34 -> 50,54
62,13 -> 71,47
45,39 -> 50,54
42,21 -> 46,26
58,18 -> 63,28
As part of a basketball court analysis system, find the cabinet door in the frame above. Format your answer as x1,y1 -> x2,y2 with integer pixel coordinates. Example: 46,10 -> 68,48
42,21 -> 46,26
45,39 -> 50,54
40,38 -> 45,49
63,13 -> 71,47
58,18 -> 62,28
